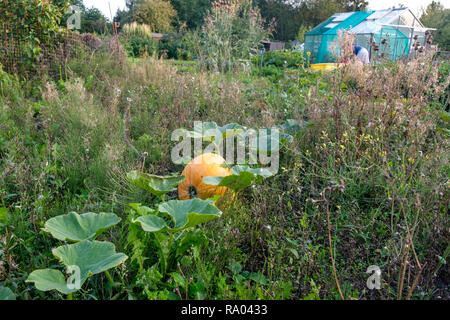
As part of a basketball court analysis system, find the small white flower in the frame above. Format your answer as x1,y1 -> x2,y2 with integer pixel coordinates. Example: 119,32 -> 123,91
127,97 -> 132,102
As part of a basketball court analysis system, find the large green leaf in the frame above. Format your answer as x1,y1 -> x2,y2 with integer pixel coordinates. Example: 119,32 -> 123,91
52,240 -> 128,286
203,172 -> 255,194
134,215 -> 167,233
43,212 -> 121,242
230,165 -> 274,178
159,199 -> 222,232
185,122 -> 245,142
220,123 -> 246,139
203,165 -> 275,193
135,199 -> 222,234
129,203 -> 157,216
127,171 -> 185,199
26,269 -> 77,295
0,286 -> 16,300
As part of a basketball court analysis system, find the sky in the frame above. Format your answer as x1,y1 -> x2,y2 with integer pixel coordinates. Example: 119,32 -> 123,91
367,0 -> 449,15
83,0 -> 126,20
83,0 -> 449,20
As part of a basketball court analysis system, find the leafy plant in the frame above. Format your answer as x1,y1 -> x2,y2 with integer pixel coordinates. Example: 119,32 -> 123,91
131,199 -> 221,275
127,171 -> 185,201
136,198 -> 222,233
43,212 -> 121,242
126,170 -> 223,299
26,212 -> 127,298
203,165 -> 274,194
253,50 -> 306,69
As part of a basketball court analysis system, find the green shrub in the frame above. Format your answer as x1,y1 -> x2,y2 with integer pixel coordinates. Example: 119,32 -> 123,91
253,50 -> 306,69
157,33 -> 192,60
121,22 -> 158,58
120,34 -> 157,58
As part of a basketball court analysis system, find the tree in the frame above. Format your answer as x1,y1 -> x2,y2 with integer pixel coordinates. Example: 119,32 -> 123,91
0,0 -> 67,41
170,0 -> 211,29
81,7 -> 109,34
135,0 -> 177,33
339,0 -> 368,11
297,25 -> 312,43
58,1 -> 110,34
115,0 -> 142,26
255,0 -> 363,41
256,0 -> 304,41
420,1 -> 450,50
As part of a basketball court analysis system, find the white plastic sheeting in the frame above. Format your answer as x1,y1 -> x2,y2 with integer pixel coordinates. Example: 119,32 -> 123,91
350,8 -> 424,35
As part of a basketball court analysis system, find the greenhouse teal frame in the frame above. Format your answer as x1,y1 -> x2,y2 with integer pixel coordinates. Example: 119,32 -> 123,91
304,7 -> 434,64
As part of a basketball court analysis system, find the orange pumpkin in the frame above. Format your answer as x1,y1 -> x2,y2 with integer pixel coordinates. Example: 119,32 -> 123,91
178,153 -> 232,203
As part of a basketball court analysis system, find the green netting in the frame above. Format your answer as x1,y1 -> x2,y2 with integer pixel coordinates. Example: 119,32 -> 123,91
373,26 -> 409,60
304,16 -> 336,61
304,35 -> 321,63
314,11 -> 375,63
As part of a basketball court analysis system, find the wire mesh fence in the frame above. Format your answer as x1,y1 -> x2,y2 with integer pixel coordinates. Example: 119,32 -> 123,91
0,23 -> 123,79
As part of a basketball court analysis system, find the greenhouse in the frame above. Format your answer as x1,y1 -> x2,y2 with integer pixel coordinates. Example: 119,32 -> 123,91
304,7 -> 433,63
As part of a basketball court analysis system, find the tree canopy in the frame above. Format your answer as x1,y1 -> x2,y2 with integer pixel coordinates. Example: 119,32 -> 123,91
110,0 -> 448,45
420,1 -> 450,51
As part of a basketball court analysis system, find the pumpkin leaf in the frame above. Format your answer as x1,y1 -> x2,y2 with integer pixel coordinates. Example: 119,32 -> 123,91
230,165 -> 275,178
129,203 -> 157,216
26,269 -> 77,295
187,121 -> 220,141
135,199 -> 221,234
127,171 -> 185,199
0,286 -> 16,300
134,215 -> 168,233
52,240 -> 128,286
185,122 -> 245,141
203,172 -> 255,194
203,165 -> 274,193
43,212 -> 121,242
220,123 -> 246,139
158,199 -> 222,232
